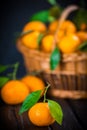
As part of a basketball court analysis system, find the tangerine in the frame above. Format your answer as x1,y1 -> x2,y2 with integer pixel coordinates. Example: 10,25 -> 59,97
28,102 -> 55,126
21,75 -> 45,93
22,21 -> 47,33
58,34 -> 81,54
48,20 -> 58,33
1,80 -> 29,105
76,31 -> 87,42
41,34 -> 54,52
80,23 -> 87,31
59,20 -> 77,34
48,20 -> 76,34
21,31 -> 40,49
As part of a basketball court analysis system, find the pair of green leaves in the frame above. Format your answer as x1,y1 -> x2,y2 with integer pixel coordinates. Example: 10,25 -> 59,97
30,0 -> 62,23
30,6 -> 62,23
19,90 -> 63,125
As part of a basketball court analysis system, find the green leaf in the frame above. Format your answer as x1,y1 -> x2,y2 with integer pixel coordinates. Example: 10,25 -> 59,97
37,33 -> 44,46
50,47 -> 61,70
48,16 -> 56,23
0,77 -> 9,88
0,65 -> 9,73
77,41 -> 87,51
48,99 -> 63,125
47,0 -> 57,6
30,10 -> 50,23
19,90 -> 42,114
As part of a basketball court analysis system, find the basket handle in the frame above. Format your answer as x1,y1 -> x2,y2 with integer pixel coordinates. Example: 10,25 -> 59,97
52,5 -> 79,50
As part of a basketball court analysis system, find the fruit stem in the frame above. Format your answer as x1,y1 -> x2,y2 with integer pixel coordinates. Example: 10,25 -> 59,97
12,62 -> 19,80
43,83 -> 50,103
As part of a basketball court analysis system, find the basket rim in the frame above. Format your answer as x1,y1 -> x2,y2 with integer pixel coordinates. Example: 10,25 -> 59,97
17,39 -> 87,62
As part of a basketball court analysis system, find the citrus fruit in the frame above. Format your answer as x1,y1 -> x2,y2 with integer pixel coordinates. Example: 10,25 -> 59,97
28,102 -> 55,126
57,20 -> 77,41
21,31 -> 40,49
58,34 -> 81,53
21,75 -> 45,93
22,21 -> 47,32
1,80 -> 29,105
76,31 -> 87,42
59,20 -> 77,34
80,23 -> 87,30
41,34 -> 54,52
48,20 -> 58,33
48,20 -> 76,34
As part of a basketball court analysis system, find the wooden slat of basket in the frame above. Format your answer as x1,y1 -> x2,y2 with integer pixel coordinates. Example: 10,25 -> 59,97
48,89 -> 87,99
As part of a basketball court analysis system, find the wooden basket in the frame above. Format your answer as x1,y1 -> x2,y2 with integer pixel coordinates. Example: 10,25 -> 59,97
16,5 -> 87,99
17,41 -> 87,99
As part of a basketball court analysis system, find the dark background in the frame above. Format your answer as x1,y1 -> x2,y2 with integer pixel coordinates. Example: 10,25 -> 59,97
0,0 -> 87,78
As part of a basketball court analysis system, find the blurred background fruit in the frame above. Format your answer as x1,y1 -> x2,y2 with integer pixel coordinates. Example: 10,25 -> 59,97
0,0 -> 87,78
22,21 -> 47,33
58,33 -> 81,53
21,31 -> 40,49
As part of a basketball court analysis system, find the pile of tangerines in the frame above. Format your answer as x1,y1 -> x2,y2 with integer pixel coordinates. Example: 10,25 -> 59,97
20,19 -> 87,54
0,70 -> 63,126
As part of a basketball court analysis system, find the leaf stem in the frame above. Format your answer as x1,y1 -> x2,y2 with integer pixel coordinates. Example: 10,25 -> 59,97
12,62 -> 19,80
43,83 -> 50,103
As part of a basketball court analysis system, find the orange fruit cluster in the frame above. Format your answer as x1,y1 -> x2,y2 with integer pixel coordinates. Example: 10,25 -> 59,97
0,75 -> 45,105
20,20 -> 87,54
0,75 -> 57,126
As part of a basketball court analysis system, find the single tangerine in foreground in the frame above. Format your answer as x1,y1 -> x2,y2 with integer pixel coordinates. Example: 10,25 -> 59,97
28,102 -> 55,126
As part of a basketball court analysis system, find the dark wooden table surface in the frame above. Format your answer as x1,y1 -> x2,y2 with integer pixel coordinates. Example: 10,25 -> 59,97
0,96 -> 87,130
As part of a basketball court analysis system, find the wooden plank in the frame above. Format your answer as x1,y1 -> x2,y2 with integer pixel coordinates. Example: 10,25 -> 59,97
49,97 -> 84,130
0,98 -> 86,130
66,99 -> 87,130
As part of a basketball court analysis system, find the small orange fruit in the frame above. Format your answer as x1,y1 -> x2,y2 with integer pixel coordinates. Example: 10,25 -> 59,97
28,102 -> 55,126
1,80 -> 29,105
80,23 -> 87,30
76,31 -> 87,42
48,20 -> 77,34
41,34 -> 54,53
58,34 -> 81,54
22,21 -> 47,33
48,20 -> 58,33
59,20 -> 77,34
21,31 -> 40,49
21,75 -> 45,93
56,20 -> 77,42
